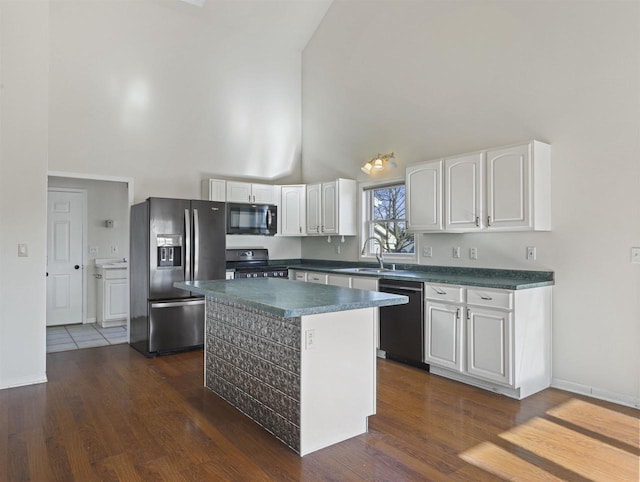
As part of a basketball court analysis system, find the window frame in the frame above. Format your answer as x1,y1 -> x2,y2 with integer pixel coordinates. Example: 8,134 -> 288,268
359,179 -> 417,263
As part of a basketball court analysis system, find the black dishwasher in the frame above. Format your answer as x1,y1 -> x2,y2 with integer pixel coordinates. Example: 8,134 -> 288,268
379,279 -> 428,369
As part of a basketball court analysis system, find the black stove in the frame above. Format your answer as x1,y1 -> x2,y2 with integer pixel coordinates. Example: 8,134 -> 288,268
226,249 -> 288,279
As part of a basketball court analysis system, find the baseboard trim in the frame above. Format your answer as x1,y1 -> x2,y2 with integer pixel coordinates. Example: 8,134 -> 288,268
0,374 -> 48,391
551,378 -> 639,409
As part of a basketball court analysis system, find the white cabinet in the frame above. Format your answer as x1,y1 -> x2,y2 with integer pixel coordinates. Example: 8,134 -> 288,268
424,283 -> 465,372
96,263 -> 128,328
486,141 -> 550,231
406,161 -> 443,231
203,178 -> 226,202
327,273 -> 351,288
425,283 -> 552,399
280,185 -> 306,236
306,179 -> 357,236
445,153 -> 483,231
227,181 -> 277,204
408,141 -> 551,233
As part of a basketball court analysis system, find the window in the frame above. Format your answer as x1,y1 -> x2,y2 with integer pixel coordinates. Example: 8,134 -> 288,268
363,183 -> 415,256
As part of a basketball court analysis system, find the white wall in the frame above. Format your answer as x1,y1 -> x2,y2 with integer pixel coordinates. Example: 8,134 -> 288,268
47,0 -> 331,201
48,177 -> 130,322
302,1 -> 640,406
0,0 -> 49,389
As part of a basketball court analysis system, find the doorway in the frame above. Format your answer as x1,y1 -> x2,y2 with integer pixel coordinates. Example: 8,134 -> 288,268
46,172 -> 134,346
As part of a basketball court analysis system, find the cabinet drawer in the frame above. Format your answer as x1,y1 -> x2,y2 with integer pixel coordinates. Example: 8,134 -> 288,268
105,268 -> 127,280
307,272 -> 328,284
425,284 -> 464,303
467,288 -> 513,310
291,270 -> 307,282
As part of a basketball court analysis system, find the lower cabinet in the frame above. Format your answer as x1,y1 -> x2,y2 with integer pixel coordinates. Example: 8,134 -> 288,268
96,267 -> 129,328
292,270 -> 381,350
425,283 -> 551,399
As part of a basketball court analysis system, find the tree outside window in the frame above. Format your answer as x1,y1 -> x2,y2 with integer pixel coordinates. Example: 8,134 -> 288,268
365,184 -> 414,255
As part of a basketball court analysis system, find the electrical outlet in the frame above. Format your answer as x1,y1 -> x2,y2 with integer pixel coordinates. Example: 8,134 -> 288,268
18,243 -> 28,257
89,246 -> 98,255
526,246 -> 536,260
335,245 -> 341,255
305,329 -> 316,350
422,246 -> 432,257
469,247 -> 478,260
632,247 -> 640,264
452,246 -> 461,258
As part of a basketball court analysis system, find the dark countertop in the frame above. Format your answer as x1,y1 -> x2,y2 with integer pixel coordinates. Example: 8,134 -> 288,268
175,278 -> 408,318
273,259 -> 554,290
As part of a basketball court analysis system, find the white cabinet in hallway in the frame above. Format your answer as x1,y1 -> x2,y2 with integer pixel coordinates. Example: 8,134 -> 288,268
95,260 -> 128,328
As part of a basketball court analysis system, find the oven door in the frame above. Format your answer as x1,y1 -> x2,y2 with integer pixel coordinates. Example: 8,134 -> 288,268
226,203 -> 277,236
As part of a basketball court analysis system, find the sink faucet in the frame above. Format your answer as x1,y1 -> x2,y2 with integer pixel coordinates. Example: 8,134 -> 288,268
361,237 -> 385,269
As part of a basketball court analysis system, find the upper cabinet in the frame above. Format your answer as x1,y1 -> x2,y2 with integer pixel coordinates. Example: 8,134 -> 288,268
408,141 -> 551,233
227,181 -> 277,204
445,153 -> 483,231
306,179 -> 357,236
486,141 -> 551,231
280,185 -> 306,236
406,160 -> 443,232
203,179 -> 226,202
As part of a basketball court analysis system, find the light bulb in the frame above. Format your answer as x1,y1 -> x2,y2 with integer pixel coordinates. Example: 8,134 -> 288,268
373,158 -> 384,171
361,162 -> 373,174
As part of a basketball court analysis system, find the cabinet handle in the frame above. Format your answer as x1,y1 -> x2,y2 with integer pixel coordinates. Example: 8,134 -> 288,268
299,226 -> 302,233
316,226 -> 320,233
253,195 -> 256,203
466,309 -> 470,320
321,225 -> 324,232
475,216 -> 480,227
456,308 -> 460,320
487,215 -> 491,226
434,288 -> 446,295
480,295 -> 493,300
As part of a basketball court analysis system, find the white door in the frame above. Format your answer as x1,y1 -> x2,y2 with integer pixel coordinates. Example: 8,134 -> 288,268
425,301 -> 463,370
321,181 -> 337,234
445,153 -> 483,231
281,185 -> 306,236
486,144 -> 531,230
406,160 -> 444,231
47,190 -> 84,326
306,183 -> 321,234
465,307 -> 513,385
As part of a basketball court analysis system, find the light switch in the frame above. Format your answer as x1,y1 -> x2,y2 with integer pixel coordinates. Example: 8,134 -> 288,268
422,246 -> 432,257
18,243 -> 28,257
632,247 -> 640,264
452,246 -> 461,258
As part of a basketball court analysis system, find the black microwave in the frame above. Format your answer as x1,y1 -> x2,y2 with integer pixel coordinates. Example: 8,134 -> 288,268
226,203 -> 277,236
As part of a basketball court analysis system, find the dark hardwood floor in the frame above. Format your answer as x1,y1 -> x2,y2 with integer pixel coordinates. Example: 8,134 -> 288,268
1,345 -> 638,481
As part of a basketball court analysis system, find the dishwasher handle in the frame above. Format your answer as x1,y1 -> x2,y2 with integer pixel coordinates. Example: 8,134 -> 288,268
379,283 -> 424,294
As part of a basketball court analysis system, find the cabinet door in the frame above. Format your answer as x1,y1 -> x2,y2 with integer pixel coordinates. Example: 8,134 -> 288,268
406,161 -> 443,231
321,181 -> 338,234
306,183 -> 321,234
445,153 -> 483,231
327,274 -> 351,287
252,183 -> 276,204
486,144 -> 531,230
104,278 -> 128,321
425,301 -> 463,371
466,307 -> 513,386
207,179 -> 226,202
280,186 -> 306,236
226,181 -> 252,203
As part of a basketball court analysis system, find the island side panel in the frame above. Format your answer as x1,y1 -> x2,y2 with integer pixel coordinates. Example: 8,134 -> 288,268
299,307 -> 376,456
204,296 -> 301,452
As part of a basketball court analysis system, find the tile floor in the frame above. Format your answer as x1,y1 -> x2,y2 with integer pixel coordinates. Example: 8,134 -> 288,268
46,323 -> 128,353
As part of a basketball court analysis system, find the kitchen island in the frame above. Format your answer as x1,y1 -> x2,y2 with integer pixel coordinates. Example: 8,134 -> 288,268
174,278 -> 407,456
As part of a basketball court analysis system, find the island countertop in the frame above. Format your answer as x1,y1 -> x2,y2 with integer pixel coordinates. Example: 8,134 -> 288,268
175,278 -> 408,318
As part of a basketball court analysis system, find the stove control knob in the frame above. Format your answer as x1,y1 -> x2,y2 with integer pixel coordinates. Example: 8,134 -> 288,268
263,273 -> 268,277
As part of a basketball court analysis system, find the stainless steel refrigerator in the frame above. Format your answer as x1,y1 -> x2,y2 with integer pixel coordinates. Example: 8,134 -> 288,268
129,198 -> 225,356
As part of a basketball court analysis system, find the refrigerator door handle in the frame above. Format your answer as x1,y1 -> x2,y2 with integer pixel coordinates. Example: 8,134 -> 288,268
184,209 -> 191,281
193,208 -> 200,280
